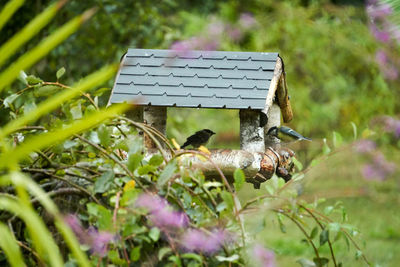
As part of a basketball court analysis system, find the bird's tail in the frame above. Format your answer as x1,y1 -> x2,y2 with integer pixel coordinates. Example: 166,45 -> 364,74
302,137 -> 312,141
181,142 -> 189,149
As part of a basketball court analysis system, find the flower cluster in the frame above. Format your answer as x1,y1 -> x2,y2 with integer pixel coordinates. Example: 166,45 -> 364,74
253,244 -> 276,267
136,193 -> 230,255
361,153 -> 396,181
353,137 -> 396,181
136,193 -> 189,229
64,214 -> 115,256
170,12 -> 257,56
366,0 -> 399,80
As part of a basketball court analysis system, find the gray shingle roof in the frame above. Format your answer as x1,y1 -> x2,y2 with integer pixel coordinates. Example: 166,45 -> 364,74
109,49 -> 278,109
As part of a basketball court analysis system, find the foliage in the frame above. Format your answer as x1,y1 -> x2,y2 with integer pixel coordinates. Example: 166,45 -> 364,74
3,0 -> 398,266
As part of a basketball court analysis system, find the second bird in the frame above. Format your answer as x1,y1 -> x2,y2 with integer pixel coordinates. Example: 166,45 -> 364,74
181,129 -> 216,149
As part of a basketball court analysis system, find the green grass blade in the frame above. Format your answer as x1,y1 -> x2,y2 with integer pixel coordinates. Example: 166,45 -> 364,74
6,172 -> 91,267
0,1 -> 66,68
0,8 -> 95,91
0,197 -> 64,267
0,103 -> 129,167
0,0 -> 25,31
0,64 -> 118,140
0,222 -> 26,267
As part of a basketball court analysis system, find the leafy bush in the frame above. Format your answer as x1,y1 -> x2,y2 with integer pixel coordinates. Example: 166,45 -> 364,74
0,1 -> 372,266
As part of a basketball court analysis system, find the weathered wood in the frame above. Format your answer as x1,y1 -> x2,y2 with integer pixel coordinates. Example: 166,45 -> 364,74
263,57 -> 283,118
239,110 -> 265,153
143,106 -> 167,149
277,74 -> 293,122
125,106 -> 143,122
147,148 -> 295,188
264,103 -> 281,148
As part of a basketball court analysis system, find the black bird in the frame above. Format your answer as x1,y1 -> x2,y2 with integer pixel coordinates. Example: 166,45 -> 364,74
181,129 -> 216,149
267,126 -> 311,144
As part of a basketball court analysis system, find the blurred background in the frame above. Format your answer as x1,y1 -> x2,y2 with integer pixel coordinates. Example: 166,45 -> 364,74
2,0 -> 399,265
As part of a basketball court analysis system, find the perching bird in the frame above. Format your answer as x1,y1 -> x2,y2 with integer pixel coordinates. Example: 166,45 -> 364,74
267,126 -> 311,144
181,129 -> 215,149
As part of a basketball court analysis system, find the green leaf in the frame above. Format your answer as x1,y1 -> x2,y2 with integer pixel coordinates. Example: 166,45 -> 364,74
34,85 -> 60,97
215,254 -> 239,262
277,213 -> 286,233
127,153 -> 143,172
322,138 -> 331,155
220,191 -> 234,211
355,250 -> 363,260
86,203 -> 112,230
332,131 -> 343,148
0,103 -> 129,167
0,1 -> 61,68
97,125 -> 111,147
324,206 -> 334,215
149,227 -> 160,242
233,168 -> 245,191
5,172 -> 91,267
0,0 -> 25,32
350,122 -> 357,140
292,157 -> 303,171
310,226 -> 318,239
56,67 -> 66,80
0,9 -> 95,91
157,160 -> 177,188
313,257 -> 329,267
94,171 -> 114,193
296,258 -> 316,267
70,103 -> 83,120
319,229 -> 329,246
181,253 -> 203,262
158,247 -> 172,261
26,75 -> 43,85
3,93 -> 19,108
149,154 -> 164,166
130,246 -> 141,262
0,65 -> 118,140
0,222 -> 26,267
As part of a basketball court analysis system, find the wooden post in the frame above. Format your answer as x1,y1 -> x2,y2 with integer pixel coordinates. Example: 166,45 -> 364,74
239,110 -> 265,153
264,102 -> 281,148
143,106 -> 167,149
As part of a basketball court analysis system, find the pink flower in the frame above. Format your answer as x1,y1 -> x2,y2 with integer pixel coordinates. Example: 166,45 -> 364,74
361,153 -> 396,181
136,193 -> 189,229
180,229 -> 228,254
367,1 -> 392,19
253,244 -> 276,267
353,139 -> 376,154
64,215 -> 115,256
239,13 -> 257,29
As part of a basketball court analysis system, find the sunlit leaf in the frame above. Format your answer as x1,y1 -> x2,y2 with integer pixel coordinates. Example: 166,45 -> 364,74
233,168 -> 245,191
56,67 -> 66,80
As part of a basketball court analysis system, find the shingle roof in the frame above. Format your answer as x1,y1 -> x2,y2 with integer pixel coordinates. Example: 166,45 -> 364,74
109,49 -> 279,109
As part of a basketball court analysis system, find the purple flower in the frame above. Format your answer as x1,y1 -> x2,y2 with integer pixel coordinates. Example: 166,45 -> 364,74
361,153 -> 396,181
227,27 -> 243,42
239,13 -> 257,29
367,1 -> 392,19
253,244 -> 276,267
64,215 -> 115,256
180,229 -> 227,254
353,139 -> 376,154
136,193 -> 189,229
381,116 -> 400,137
87,227 -> 115,256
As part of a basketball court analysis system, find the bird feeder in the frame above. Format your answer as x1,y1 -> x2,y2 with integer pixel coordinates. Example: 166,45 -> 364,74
108,49 -> 295,187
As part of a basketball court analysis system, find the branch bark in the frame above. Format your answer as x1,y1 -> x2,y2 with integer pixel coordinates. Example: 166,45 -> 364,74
148,147 -> 295,189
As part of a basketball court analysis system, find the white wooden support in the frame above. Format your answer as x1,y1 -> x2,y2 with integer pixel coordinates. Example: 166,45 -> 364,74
239,110 -> 265,153
143,106 -> 167,149
264,103 -> 281,148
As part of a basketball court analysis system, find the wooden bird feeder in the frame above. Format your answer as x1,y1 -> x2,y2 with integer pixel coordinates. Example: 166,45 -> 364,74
109,49 -> 295,188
